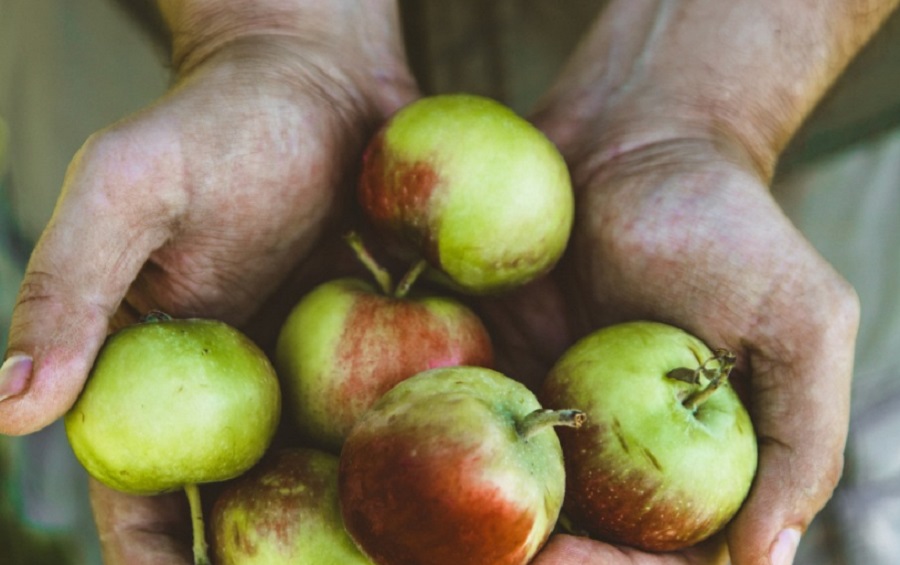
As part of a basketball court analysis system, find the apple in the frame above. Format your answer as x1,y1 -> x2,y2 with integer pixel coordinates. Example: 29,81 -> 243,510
65,313 -> 282,565
211,447 -> 373,564
358,93 -> 574,294
538,321 -> 758,552
339,365 -> 584,565
275,232 -> 493,452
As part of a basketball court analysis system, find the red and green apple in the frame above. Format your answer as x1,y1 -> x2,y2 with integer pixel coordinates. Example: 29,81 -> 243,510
358,93 -> 574,294
539,320 -> 758,551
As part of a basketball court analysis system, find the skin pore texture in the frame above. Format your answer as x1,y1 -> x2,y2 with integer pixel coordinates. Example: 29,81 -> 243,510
1,0 -> 898,564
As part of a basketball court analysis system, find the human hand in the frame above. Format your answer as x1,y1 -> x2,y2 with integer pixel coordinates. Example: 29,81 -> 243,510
483,122 -> 858,565
483,0 -> 891,561
0,2 -> 416,562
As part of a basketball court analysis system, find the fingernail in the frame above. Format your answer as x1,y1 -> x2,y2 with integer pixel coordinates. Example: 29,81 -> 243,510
0,354 -> 33,402
770,528 -> 801,565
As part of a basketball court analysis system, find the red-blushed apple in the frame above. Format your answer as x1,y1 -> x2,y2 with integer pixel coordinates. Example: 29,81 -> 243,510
211,447 -> 373,565
64,313 -> 282,565
339,366 -> 585,565
358,93 -> 574,294
539,321 -> 758,552
275,232 -> 493,452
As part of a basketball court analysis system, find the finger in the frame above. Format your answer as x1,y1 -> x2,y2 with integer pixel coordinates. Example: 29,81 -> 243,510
89,479 -> 193,565
532,533 -> 729,565
727,272 -> 859,565
0,124 -> 182,435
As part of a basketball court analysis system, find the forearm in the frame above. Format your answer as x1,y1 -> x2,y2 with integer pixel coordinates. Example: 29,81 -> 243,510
156,0 -> 408,80
539,0 -> 900,178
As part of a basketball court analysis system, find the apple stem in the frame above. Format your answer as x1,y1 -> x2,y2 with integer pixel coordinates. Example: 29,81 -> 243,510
680,349 -> 737,411
184,483 -> 211,565
517,409 -> 586,439
394,259 -> 429,298
344,231 -> 394,295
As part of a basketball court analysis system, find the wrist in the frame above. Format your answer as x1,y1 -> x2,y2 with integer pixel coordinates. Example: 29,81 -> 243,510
535,0 -> 899,181
157,0 -> 414,111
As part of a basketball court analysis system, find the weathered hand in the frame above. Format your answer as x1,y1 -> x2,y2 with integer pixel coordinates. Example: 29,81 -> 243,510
0,6 -> 416,560
487,129 -> 858,565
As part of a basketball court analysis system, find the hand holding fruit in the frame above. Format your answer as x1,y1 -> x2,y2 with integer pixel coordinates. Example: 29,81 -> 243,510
0,4 -> 418,562
514,112 -> 859,564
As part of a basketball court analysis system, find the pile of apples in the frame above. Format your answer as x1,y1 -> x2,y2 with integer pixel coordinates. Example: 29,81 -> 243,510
63,95 -> 758,565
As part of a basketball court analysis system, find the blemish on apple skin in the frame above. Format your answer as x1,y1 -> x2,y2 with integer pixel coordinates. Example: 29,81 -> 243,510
642,447 -> 663,473
612,418 -> 629,454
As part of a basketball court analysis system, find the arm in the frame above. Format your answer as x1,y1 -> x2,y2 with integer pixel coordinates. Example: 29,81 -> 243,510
536,0 -> 899,178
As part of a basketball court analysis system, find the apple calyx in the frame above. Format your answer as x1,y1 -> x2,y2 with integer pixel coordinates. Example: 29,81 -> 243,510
344,231 -> 428,298
516,408 -> 586,439
140,310 -> 174,324
667,348 -> 737,411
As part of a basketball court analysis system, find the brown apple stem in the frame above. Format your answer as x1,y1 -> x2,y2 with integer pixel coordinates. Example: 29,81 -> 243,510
344,231 -> 394,295
517,409 -> 586,439
184,483 -> 211,565
394,259 -> 429,298
680,349 -> 737,411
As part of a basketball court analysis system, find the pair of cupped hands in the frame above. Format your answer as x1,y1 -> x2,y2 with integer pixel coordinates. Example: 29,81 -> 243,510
1,27 -> 857,565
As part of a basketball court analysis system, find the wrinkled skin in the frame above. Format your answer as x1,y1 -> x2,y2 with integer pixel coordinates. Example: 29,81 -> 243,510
1,0 -> 885,563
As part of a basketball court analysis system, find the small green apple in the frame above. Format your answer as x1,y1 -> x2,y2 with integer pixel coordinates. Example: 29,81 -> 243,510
358,93 -> 574,294
211,448 -> 372,565
65,314 -> 281,564
339,366 -> 584,565
539,321 -> 758,551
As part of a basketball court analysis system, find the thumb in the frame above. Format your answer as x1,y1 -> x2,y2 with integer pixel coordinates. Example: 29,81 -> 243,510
727,283 -> 859,565
0,128 -> 181,435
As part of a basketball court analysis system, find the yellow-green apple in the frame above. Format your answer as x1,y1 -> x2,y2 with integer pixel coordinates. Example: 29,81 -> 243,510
64,314 -> 282,565
211,447 -> 372,565
339,366 -> 584,565
275,233 -> 493,452
539,321 -> 757,551
358,93 -> 574,294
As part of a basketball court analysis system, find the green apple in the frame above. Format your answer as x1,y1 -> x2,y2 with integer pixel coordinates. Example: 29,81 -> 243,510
211,448 -> 372,565
339,366 -> 584,565
358,93 -> 574,294
539,321 -> 758,551
275,232 -> 493,452
65,314 -> 281,565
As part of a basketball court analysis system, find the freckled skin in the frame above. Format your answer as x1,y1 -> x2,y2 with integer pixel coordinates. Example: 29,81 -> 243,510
539,321 -> 757,551
275,278 -> 493,452
339,367 -> 566,565
211,448 -> 372,565
358,132 -> 441,261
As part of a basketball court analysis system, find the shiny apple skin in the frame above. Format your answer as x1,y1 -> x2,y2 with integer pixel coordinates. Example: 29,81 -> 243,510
540,321 -> 758,551
358,93 -> 574,294
65,318 -> 281,495
339,366 -> 566,565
